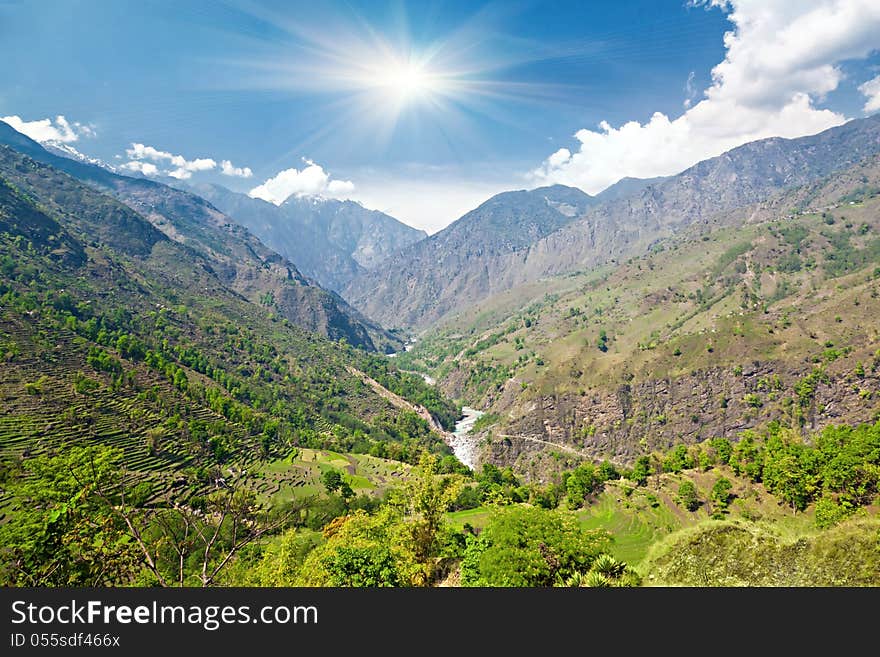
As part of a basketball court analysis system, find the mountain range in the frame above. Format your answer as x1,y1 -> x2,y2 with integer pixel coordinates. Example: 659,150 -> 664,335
0,121 -> 401,352
344,114 -> 880,330
185,183 -> 426,293
343,184 -> 600,328
2,111 -> 880,590
396,146 -> 880,472
0,138 -> 458,498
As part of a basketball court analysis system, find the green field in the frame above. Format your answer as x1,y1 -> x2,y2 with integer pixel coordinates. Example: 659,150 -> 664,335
447,506 -> 495,530
576,487 -> 683,564
248,448 -> 412,504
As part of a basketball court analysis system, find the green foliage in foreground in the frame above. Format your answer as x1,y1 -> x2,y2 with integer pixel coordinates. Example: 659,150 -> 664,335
0,445 -> 139,586
634,420 -> 880,525
459,506 -> 613,587
644,518 -> 880,586
3,420 -> 876,588
222,454 -> 466,587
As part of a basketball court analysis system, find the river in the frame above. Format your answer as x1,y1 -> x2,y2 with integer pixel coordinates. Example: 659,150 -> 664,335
449,407 -> 484,471
385,348 -> 476,468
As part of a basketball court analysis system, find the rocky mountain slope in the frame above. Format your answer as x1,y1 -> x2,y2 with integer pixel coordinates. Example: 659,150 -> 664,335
343,184 -> 598,328
397,154 -> 880,475
0,121 -> 399,352
189,183 -> 426,292
593,175 -> 669,203
347,115 -> 880,330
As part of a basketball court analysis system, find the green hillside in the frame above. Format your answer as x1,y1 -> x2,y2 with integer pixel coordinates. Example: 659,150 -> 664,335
2,140 -> 878,589
0,144 -> 461,534
399,154 -> 880,473
445,419 -> 880,586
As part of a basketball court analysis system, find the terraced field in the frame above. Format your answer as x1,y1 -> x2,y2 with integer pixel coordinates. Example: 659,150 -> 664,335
0,312 -> 259,510
248,448 -> 412,504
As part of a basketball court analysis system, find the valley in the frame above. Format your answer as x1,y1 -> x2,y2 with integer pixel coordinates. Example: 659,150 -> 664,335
397,152 -> 880,479
1,111 -> 879,589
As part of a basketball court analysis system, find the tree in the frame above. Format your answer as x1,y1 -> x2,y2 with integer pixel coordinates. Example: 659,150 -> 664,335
598,460 -> 619,482
400,454 -> 461,583
110,483 -> 295,587
664,444 -> 694,473
677,480 -> 701,512
814,496 -> 852,529
245,529 -> 322,585
295,508 -> 421,586
597,330 -> 609,352
337,481 -> 355,504
320,469 -> 343,493
731,432 -> 764,481
478,463 -> 503,485
565,464 -> 599,508
631,455 -> 651,486
711,477 -> 733,513
762,438 -> 811,513
460,506 -> 610,587
0,445 -> 140,586
323,546 -> 400,587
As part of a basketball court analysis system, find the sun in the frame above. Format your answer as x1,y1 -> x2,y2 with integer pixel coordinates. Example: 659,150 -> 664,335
384,63 -> 426,95
225,9 -> 552,149
369,59 -> 440,103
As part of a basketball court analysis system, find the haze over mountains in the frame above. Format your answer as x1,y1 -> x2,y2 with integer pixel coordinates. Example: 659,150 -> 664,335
343,184 -> 600,328
185,183 -> 426,293
344,114 -> 880,330
16,113 -> 880,344
0,137 -> 458,515
415,151 -> 880,463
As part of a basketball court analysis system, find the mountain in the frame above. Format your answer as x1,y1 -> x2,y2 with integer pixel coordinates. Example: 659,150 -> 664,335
3,126 -> 877,591
188,182 -> 426,292
346,115 -> 880,330
397,152 -> 880,473
594,175 -> 669,203
42,141 -> 117,171
343,184 -> 599,328
0,121 -> 400,352
0,143 -> 458,500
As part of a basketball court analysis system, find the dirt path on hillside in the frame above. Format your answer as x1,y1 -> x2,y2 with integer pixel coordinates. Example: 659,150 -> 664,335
497,433 -> 594,459
344,366 -> 451,438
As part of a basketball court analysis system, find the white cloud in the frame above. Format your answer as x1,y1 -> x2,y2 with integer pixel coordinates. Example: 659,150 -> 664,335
126,143 -> 174,162
124,142 -> 247,180
533,0 -> 880,194
120,160 -> 159,176
220,159 -> 253,178
683,71 -> 697,108
547,148 -> 571,168
326,178 -> 355,195
1,114 -> 94,144
248,159 -> 356,204
860,75 -> 880,113
168,157 -> 216,180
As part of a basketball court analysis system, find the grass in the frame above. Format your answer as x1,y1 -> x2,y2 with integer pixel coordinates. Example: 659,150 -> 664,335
574,467 -> 828,567
446,506 -> 495,530
577,486 -> 685,564
641,515 -> 880,586
248,448 -> 411,505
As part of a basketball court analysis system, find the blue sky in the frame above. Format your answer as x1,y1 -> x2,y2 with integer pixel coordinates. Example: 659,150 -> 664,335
2,0 -> 879,232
